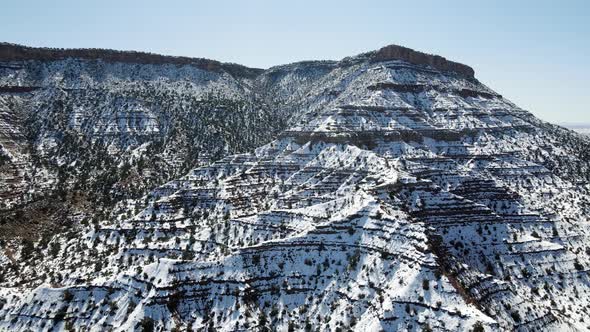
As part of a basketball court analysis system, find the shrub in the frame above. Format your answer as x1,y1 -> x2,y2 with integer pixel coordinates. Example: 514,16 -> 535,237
510,311 -> 521,323
252,254 -> 261,265
140,317 -> 155,332
62,290 -> 74,302
348,250 -> 361,270
472,321 -> 485,332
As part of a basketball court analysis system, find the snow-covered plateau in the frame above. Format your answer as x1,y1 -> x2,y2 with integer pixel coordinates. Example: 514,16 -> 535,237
0,43 -> 589,331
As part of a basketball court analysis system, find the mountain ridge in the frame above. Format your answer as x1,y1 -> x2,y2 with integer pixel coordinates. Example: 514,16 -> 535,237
0,42 -> 475,78
0,42 -> 264,79
1,43 -> 589,332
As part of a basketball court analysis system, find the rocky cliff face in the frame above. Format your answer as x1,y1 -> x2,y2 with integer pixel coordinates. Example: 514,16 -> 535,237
372,44 -> 475,78
0,44 -> 589,332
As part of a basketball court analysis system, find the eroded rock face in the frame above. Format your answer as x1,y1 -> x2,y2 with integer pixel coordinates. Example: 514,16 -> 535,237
0,44 -> 589,332
373,44 -> 475,78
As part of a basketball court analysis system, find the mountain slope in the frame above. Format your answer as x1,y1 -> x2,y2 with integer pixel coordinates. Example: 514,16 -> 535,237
0,43 -> 298,241
1,44 -> 590,331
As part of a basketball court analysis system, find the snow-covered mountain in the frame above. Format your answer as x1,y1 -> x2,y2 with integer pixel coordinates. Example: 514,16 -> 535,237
1,43 -> 589,332
0,43 -> 300,240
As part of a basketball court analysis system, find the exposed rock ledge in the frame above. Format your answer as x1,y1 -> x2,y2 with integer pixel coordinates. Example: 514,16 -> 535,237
373,44 -> 475,78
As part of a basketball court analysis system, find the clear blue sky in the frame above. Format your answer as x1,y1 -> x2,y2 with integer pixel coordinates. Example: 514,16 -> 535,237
2,0 -> 588,124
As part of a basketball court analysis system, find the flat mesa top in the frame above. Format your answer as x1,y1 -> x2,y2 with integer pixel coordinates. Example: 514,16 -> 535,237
0,42 -> 475,78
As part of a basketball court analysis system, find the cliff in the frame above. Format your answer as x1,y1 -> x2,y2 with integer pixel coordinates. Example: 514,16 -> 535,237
373,44 -> 475,78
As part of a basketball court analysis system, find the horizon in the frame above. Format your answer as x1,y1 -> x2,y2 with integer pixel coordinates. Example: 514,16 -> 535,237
562,123 -> 590,127
2,0 -> 588,124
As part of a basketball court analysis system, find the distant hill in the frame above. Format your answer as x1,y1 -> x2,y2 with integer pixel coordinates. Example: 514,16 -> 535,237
563,123 -> 590,135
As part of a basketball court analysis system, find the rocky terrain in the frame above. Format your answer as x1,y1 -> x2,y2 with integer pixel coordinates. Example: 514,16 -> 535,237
0,43 -> 589,331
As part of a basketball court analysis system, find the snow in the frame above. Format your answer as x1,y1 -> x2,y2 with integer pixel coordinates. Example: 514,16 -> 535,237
1,46 -> 590,332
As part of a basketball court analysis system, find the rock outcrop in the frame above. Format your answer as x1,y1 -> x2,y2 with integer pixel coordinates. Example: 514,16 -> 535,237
373,44 -> 475,78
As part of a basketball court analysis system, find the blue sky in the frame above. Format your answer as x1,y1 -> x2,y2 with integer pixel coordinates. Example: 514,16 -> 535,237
2,0 -> 588,124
